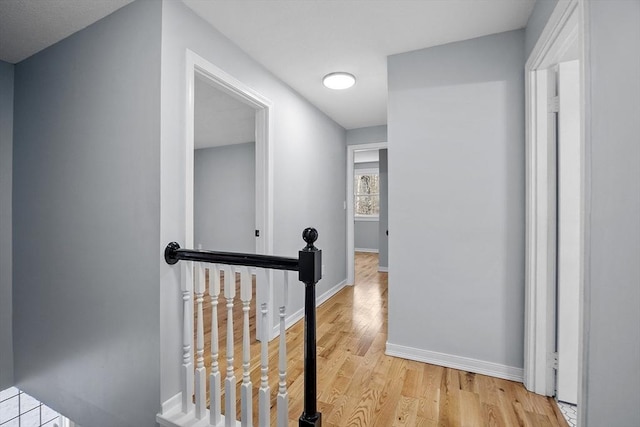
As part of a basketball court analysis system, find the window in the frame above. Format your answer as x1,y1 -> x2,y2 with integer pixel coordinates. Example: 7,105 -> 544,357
354,169 -> 379,217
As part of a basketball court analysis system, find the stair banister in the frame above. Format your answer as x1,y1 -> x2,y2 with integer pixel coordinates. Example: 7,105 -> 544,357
163,227 -> 322,427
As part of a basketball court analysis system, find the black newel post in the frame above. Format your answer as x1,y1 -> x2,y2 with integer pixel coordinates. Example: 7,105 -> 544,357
298,227 -> 322,427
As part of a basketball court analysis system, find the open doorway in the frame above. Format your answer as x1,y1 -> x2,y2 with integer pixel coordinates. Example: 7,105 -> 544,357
347,142 -> 388,285
193,74 -> 256,254
185,50 -> 274,340
524,1 -> 583,426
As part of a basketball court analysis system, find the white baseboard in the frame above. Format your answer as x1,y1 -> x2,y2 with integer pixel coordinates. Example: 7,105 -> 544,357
378,266 -> 388,272
385,342 -> 524,382
272,279 -> 347,336
157,401 -> 241,427
160,392 -> 182,414
355,248 -> 379,253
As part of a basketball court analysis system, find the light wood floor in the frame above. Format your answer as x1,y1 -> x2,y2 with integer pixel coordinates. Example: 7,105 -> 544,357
197,252 -> 568,426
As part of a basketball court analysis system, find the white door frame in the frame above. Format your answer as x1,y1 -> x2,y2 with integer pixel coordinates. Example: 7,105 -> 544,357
347,142 -> 388,285
524,0 -> 585,401
185,49 -> 274,339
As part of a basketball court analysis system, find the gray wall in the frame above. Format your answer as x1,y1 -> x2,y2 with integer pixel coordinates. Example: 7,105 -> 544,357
346,125 -> 387,146
354,161 -> 378,170
378,149 -> 388,269
194,143 -> 255,253
0,60 -> 14,390
387,30 -> 525,369
12,2 -> 162,426
354,220 -> 378,251
583,2 -> 640,425
160,0 -> 346,402
524,0 -> 558,60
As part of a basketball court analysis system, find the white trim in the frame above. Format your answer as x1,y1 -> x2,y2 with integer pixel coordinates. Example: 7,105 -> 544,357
377,267 -> 388,273
355,248 -> 378,253
524,66 -> 558,397
185,49 -> 275,341
185,55 -> 195,250
526,0 -> 580,70
272,279 -> 347,337
385,342 -> 524,382
524,0 -> 586,404
160,392 -> 182,415
347,142 -> 388,285
354,167 -> 379,175
157,403 -> 241,427
354,216 -> 379,222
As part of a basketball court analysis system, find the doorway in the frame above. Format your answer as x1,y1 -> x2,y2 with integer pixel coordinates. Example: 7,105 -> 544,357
193,74 -> 256,254
346,142 -> 388,285
185,50 -> 274,340
524,0 -> 583,425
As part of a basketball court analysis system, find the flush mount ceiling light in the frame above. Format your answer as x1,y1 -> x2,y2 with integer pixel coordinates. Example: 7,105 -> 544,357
322,72 -> 356,90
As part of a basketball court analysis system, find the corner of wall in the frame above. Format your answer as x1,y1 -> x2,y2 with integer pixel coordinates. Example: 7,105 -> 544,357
0,60 -> 15,390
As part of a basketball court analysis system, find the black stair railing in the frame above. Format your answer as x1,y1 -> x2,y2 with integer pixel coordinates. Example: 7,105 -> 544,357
164,227 -> 322,427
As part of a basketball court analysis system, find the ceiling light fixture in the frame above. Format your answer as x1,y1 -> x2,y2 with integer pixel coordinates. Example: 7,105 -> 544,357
322,72 -> 356,90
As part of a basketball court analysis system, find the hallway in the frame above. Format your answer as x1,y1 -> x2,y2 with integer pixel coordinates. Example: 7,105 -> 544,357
198,252 -> 569,426
307,252 -> 568,426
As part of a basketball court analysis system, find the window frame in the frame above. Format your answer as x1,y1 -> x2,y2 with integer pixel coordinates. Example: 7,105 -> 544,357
354,167 -> 380,219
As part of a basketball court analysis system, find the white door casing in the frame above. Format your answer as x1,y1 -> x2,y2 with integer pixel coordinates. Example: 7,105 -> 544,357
524,0 -> 584,403
556,59 -> 581,404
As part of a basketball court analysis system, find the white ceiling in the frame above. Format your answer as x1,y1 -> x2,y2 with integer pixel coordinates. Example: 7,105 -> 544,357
182,0 -> 535,129
0,0 -> 536,130
195,74 -> 256,150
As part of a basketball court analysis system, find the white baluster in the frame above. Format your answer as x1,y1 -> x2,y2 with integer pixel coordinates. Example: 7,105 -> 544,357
209,265 -> 222,426
240,267 -> 253,427
181,262 -> 194,414
224,266 -> 237,427
258,303 -> 270,427
194,262 -> 206,419
277,272 -> 289,427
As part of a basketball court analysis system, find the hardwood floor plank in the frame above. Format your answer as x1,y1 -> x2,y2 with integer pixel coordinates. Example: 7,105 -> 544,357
459,370 -> 478,393
401,366 -> 421,398
459,390 -> 482,427
415,416 -> 439,427
439,368 -> 462,427
345,388 -> 381,427
477,373 -> 500,406
417,396 -> 440,424
482,403 -> 507,427
326,394 -> 350,425
392,396 -> 419,426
